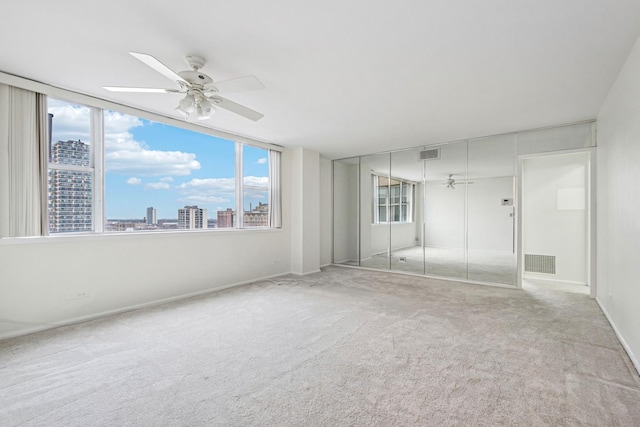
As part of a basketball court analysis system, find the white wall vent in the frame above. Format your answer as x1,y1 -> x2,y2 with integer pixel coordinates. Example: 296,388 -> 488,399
419,149 -> 440,161
524,254 -> 556,274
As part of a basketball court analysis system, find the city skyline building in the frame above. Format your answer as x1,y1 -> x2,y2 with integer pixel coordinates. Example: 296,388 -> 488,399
48,139 -> 93,233
216,208 -> 235,228
244,202 -> 269,227
216,203 -> 269,228
146,207 -> 157,225
178,205 -> 208,230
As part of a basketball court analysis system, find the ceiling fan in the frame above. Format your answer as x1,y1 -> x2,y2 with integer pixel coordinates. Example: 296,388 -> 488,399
104,52 -> 264,121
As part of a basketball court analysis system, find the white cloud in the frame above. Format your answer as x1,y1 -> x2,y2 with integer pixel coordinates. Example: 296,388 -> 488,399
49,102 -> 201,177
177,177 -> 235,205
106,148 -> 200,176
48,100 -> 91,143
256,157 -> 267,165
243,176 -> 268,198
179,195 -> 231,204
145,182 -> 171,190
178,177 -> 236,191
176,176 -> 267,205
160,177 -> 174,182
127,177 -> 141,185
104,110 -> 201,176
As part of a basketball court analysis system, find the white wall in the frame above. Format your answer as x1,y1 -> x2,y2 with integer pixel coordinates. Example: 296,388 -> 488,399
424,184 -> 465,249
332,161 -> 358,263
597,34 -> 640,372
0,229 -> 291,340
0,149 -> 294,340
369,222 -> 419,255
290,148 -> 320,275
319,158 -> 332,266
467,177 -> 514,252
522,153 -> 588,284
423,177 -> 514,252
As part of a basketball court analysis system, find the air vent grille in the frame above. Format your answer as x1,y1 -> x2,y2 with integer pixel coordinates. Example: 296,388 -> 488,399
419,149 -> 440,161
524,254 -> 556,274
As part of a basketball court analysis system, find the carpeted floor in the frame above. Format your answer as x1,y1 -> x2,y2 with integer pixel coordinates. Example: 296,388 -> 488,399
1,266 -> 638,426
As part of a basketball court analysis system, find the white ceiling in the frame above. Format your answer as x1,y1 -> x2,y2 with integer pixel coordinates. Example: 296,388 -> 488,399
2,1 -> 639,159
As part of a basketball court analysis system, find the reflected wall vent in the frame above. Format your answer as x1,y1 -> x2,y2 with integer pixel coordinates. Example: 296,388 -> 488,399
419,148 -> 440,161
524,254 -> 556,274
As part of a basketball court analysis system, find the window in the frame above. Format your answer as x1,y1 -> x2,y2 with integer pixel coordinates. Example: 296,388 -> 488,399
102,109 -> 237,232
47,98 -> 280,234
242,145 -> 269,228
373,174 -> 414,224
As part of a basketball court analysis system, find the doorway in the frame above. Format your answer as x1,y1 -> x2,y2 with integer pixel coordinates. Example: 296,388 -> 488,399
519,150 -> 595,296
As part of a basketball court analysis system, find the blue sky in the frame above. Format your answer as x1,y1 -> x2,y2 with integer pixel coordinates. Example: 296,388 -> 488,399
49,99 -> 269,219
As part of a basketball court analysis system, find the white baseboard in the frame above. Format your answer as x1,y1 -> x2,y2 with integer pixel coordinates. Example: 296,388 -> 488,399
0,272 -> 288,341
595,297 -> 640,377
333,258 -> 357,264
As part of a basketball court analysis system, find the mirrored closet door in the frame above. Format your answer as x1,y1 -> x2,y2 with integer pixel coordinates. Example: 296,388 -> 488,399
333,138 -> 517,287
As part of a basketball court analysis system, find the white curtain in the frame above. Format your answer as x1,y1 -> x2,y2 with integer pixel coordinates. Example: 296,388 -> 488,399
268,149 -> 282,228
0,84 -> 48,237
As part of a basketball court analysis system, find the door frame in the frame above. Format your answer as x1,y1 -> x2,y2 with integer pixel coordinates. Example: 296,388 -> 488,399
516,147 -> 597,297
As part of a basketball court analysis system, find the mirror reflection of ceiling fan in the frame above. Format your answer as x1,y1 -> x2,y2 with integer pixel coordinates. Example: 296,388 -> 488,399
425,174 -> 474,189
443,174 -> 474,189
104,52 -> 264,121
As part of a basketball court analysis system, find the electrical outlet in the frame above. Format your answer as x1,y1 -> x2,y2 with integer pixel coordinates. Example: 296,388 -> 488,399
65,290 -> 90,301
272,259 -> 280,264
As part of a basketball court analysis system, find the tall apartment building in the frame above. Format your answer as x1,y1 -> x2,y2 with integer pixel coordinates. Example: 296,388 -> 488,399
216,203 -> 268,228
244,202 -> 269,227
48,139 -> 92,233
178,205 -> 207,230
216,208 -> 235,228
146,207 -> 157,225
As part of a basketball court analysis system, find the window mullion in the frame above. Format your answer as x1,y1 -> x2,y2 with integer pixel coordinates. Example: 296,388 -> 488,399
92,107 -> 104,233
235,142 -> 244,228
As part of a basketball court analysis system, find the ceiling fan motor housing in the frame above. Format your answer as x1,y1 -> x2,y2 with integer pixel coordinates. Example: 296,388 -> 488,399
178,70 -> 213,87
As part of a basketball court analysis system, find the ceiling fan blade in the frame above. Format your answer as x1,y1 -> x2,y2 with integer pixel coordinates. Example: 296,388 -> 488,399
206,76 -> 265,94
129,52 -> 188,85
103,86 -> 179,93
211,96 -> 264,121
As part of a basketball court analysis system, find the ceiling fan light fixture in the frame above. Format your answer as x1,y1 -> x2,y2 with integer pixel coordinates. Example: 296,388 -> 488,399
196,98 -> 216,120
178,94 -> 196,114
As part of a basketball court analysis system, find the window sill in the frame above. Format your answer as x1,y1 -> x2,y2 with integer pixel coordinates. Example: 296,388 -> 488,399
0,227 -> 283,246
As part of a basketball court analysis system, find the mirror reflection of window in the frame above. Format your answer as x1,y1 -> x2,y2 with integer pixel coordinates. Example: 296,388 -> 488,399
373,174 -> 413,224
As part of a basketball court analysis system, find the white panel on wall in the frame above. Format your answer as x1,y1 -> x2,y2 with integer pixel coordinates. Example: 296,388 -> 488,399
517,122 -> 594,155
557,188 -> 585,210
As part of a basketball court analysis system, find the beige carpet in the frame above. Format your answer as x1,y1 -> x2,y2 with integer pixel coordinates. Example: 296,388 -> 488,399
1,266 -> 638,426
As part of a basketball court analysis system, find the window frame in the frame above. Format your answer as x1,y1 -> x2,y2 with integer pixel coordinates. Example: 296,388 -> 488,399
47,101 -> 104,234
